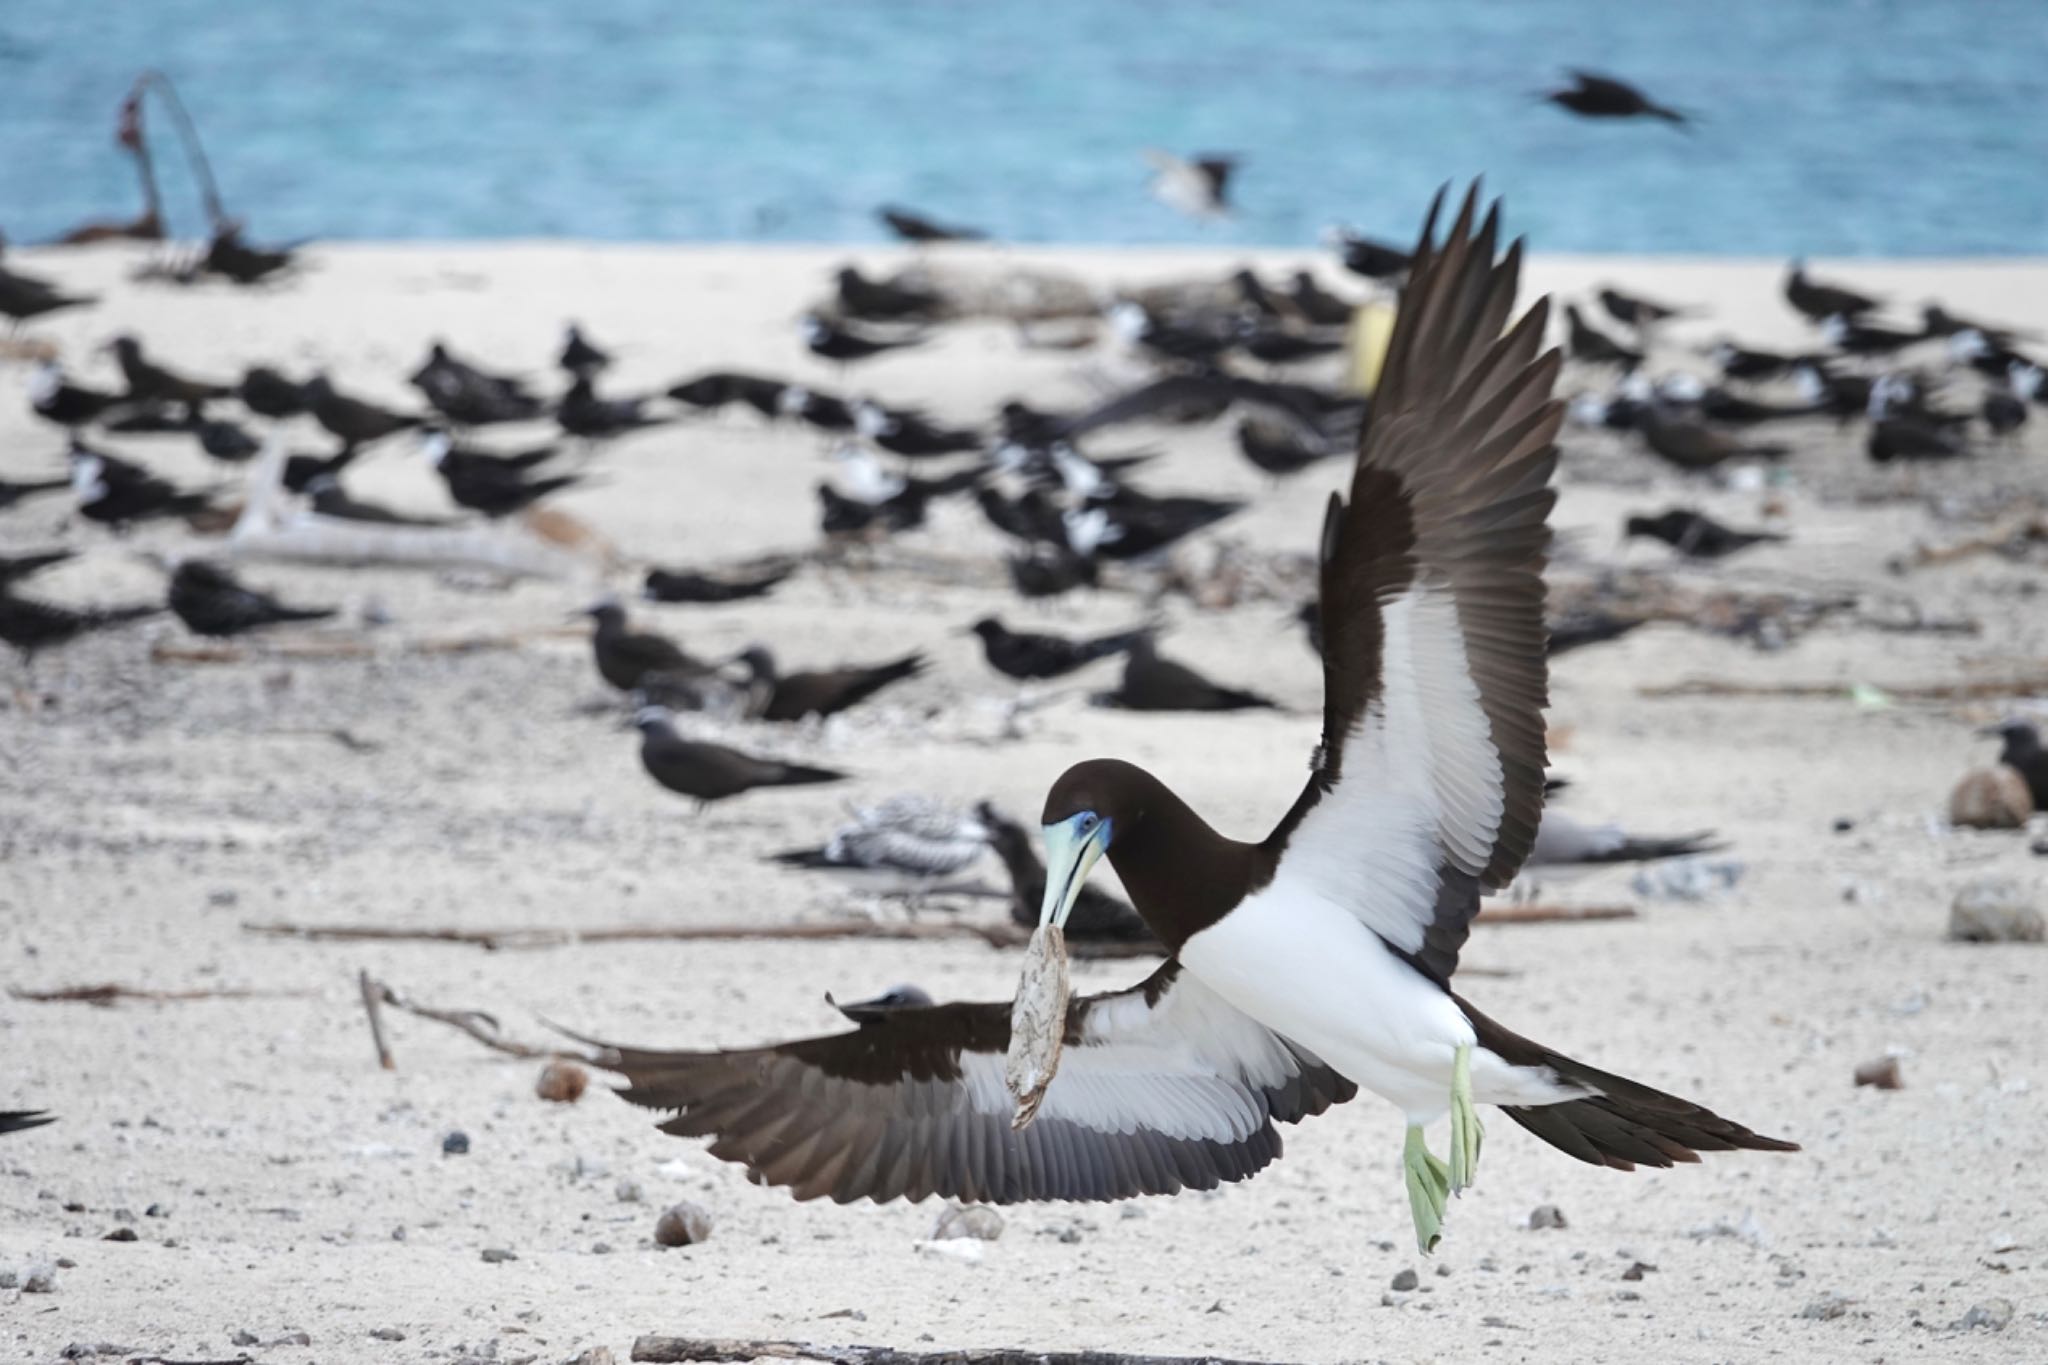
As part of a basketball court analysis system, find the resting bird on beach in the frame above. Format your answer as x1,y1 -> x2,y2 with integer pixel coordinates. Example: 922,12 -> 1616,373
877,205 -> 986,244
643,563 -> 795,605
800,313 -> 924,365
1625,509 -> 1787,560
0,250 -> 94,329
1528,810 -> 1723,868
69,444 -> 214,526
1598,287 -> 1695,330
1784,262 -> 1882,323
29,362 -> 122,429
585,601 -> 712,693
108,335 -> 227,410
633,706 -> 846,808
0,593 -> 157,660
1563,305 -> 1643,368
836,266 -> 943,322
168,560 -> 337,637
733,645 -> 926,721
1324,228 -> 1413,282
578,187 -> 1796,1254
969,617 -> 1147,681
769,796 -> 990,895
559,324 -> 611,378
1981,720 -> 2048,811
302,375 -> 420,452
1092,633 -> 1277,712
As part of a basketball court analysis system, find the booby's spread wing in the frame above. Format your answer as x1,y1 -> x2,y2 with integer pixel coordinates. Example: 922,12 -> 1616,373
586,963 -> 1352,1204
1266,186 -> 1564,985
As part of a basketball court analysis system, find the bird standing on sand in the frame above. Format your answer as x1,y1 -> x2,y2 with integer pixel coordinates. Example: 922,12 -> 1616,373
1545,71 -> 1687,126
1324,227 -> 1413,282
1784,262 -> 1882,323
109,336 -> 227,411
306,474 -> 454,527
0,246 -> 95,329
69,445 -> 213,526
558,375 -> 666,442
0,593 -> 157,660
1527,811 -> 1724,868
1144,150 -> 1237,220
733,645 -> 926,722
29,362 -> 121,429
1598,287 -> 1694,330
877,206 -> 986,244
1093,633 -> 1276,712
579,188 -> 1795,1254
1635,403 -> 1789,472
1564,305 -> 1643,368
969,617 -> 1146,682
585,602 -> 711,694
633,706 -> 846,808
168,561 -> 336,637
1625,509 -> 1787,559
836,267 -> 943,322
302,375 -> 420,452
238,366 -> 307,419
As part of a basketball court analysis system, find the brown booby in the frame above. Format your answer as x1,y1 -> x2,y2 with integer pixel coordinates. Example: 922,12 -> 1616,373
582,188 -> 1796,1253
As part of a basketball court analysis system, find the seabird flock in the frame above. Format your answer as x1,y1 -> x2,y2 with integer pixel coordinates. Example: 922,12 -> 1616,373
7,63 -> 2046,1281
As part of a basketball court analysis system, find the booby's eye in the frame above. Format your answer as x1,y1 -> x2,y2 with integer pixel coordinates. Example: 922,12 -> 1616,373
1075,812 -> 1098,834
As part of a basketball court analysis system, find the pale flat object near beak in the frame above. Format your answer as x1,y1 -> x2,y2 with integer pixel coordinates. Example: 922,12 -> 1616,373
1004,924 -> 1071,1130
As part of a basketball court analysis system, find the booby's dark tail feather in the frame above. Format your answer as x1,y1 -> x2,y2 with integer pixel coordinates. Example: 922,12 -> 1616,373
1459,998 -> 1798,1171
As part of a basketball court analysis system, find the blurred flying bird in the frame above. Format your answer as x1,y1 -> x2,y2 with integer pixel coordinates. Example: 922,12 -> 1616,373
1545,71 -> 1688,126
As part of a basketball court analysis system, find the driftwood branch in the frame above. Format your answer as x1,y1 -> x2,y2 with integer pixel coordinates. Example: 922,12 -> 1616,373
151,626 -> 580,666
356,971 -> 596,1069
250,918 -> 1165,959
8,983 -> 314,1006
630,1339 -> 1293,1365
1641,672 -> 2048,702
1475,904 -> 1634,925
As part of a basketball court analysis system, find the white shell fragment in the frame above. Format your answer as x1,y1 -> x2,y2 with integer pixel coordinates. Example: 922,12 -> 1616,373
1004,924 -> 1071,1129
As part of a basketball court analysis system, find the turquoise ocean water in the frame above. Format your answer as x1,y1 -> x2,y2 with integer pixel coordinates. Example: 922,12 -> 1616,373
2,1 -> 2044,253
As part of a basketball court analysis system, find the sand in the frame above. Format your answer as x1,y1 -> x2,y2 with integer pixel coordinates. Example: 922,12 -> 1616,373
2,240 -> 2046,1365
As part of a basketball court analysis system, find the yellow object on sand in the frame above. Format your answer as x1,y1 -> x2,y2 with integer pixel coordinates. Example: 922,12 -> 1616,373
1347,299 -> 1397,396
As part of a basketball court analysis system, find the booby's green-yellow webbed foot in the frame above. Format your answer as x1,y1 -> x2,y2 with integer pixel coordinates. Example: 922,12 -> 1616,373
1403,1123 -> 1451,1254
1448,1042 -> 1484,1193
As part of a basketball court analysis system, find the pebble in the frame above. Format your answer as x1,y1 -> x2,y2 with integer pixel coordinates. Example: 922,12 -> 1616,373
101,1227 -> 138,1242
654,1200 -> 713,1248
480,1247 -> 518,1263
1957,1299 -> 2013,1331
591,1242 -> 613,1255
1854,1056 -> 1903,1089
1527,1204 -> 1568,1230
536,1059 -> 589,1104
1947,767 -> 2032,830
615,1179 -> 644,1204
1620,1261 -> 1656,1281
370,1327 -> 406,1342
1389,1268 -> 1419,1291
928,1204 -> 1004,1242
568,1350 -> 618,1365
230,1331 -> 259,1346
144,1204 -> 167,1218
23,1263 -> 57,1293
1798,1292 -> 1852,1320
442,1130 -> 471,1155
0,1272 -> 13,1289
1947,877 -> 2046,943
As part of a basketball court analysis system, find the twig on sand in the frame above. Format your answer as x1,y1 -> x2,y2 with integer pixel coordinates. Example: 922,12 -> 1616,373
250,918 -> 1166,959
150,625 -> 581,666
629,1338 -> 1296,1365
1475,904 -> 1634,925
358,968 -> 394,1070
8,983 -> 315,1007
1640,672 -> 2048,702
355,970 -> 597,1069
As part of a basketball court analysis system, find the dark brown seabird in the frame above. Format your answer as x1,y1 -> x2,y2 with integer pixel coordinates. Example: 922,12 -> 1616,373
582,188 -> 1797,1252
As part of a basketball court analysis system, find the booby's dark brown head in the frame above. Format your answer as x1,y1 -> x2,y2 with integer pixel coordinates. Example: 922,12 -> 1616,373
1039,758 -> 1267,953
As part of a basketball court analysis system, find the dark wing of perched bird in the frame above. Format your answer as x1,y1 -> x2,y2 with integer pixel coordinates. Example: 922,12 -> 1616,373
1564,305 -> 1643,368
643,563 -> 796,604
111,336 -> 228,408
1712,342 -> 1799,382
0,550 -> 75,588
0,263 -> 95,323
1088,489 -> 1243,560
557,375 -> 665,439
974,801 -> 1158,944
1624,509 -> 1786,559
306,474 -> 455,527
410,343 -> 545,426
1868,415 -> 1967,462
195,418 -> 262,463
970,617 -> 1146,681
1265,185 -> 1563,984
1096,635 -> 1275,711
69,446 -> 215,525
635,708 -> 846,803
877,206 -> 987,243
303,376 -> 421,448
1332,233 -> 1414,281
1235,414 -> 1334,476
1598,287 -> 1694,328
168,561 -> 337,637
440,465 -> 582,518
1005,547 -> 1099,598
0,1111 -> 55,1136
238,366 -> 307,419
0,476 -> 71,510
836,266 -> 944,321
201,226 -> 296,285
1528,811 -> 1724,867
0,593 -> 158,655
576,956 -> 1346,1203
802,314 -> 926,363
29,365 -> 122,428
746,648 -> 927,721
1289,271 -> 1358,326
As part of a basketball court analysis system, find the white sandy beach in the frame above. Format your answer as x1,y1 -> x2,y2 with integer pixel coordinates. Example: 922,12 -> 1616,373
2,241 -> 2045,1365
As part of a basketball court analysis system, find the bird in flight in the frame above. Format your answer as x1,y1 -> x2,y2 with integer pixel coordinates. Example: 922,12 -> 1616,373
578,187 -> 1796,1253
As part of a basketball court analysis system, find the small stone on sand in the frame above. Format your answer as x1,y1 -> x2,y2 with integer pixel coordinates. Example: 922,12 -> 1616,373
654,1200 -> 713,1247
1853,1057 -> 1903,1089
1948,877 -> 2045,943
1957,1299 -> 2013,1331
536,1059 -> 589,1104
1798,1291 -> 1852,1320
1390,1268 -> 1419,1291
1528,1204 -> 1568,1230
480,1247 -> 517,1263
442,1130 -> 471,1155
1947,767 -> 2032,830
929,1204 -> 1004,1241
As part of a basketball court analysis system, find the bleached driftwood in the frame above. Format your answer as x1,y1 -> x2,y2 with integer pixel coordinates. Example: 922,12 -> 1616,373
225,441 -> 597,580
629,1339 -> 1295,1365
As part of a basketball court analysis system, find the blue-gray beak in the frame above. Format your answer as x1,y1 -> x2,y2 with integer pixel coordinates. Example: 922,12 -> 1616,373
1037,812 -> 1112,929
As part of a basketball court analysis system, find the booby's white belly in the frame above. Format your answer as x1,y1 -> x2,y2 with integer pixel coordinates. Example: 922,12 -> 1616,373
1180,881 -> 1575,1122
